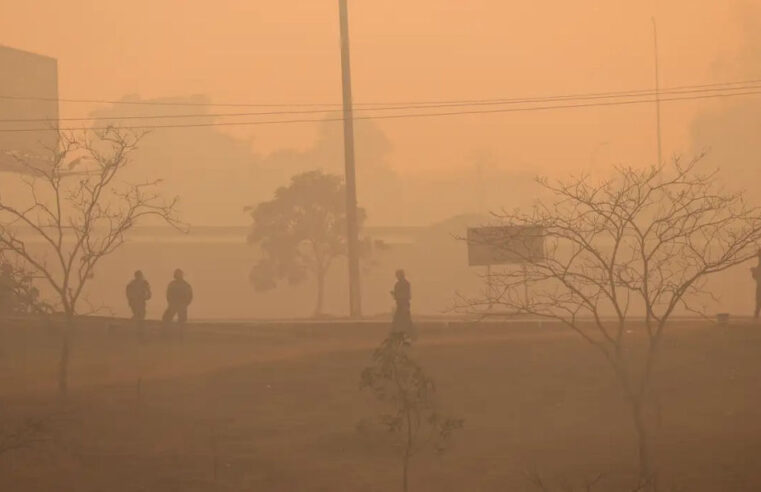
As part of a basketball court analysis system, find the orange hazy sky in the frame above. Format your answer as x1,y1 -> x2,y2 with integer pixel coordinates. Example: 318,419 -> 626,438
1,1 -> 759,223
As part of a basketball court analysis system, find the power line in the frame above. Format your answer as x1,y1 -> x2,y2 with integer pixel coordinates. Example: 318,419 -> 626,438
1,88 -> 759,133
351,78 -> 761,107
0,94 -> 339,109
1,77 -> 761,110
3,81 -> 761,124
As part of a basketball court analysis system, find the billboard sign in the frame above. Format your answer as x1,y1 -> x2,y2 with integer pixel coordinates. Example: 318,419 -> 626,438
467,225 -> 544,266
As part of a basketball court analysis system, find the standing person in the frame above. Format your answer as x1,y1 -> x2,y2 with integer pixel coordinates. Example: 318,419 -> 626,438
752,251 -> 761,319
162,269 -> 193,333
390,269 -> 415,337
126,270 -> 151,338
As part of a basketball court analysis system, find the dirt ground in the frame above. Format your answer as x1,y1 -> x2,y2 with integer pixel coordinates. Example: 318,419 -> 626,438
1,318 -> 761,491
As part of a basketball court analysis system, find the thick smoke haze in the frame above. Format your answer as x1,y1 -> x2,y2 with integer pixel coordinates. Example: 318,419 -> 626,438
2,0 -> 756,226
691,2 -> 761,192
4,2 -> 761,491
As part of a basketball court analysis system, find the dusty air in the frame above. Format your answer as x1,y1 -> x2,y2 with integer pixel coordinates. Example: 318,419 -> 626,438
2,2 -> 761,491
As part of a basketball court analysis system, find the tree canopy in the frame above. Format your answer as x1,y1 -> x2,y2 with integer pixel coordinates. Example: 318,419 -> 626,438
247,170 -> 366,315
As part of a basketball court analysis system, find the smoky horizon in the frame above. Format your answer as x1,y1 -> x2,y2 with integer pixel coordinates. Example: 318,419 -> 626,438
2,2 -> 761,491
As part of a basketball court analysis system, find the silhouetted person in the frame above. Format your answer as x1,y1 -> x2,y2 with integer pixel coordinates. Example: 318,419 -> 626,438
162,269 -> 193,332
126,270 -> 151,337
752,251 -> 761,319
391,269 -> 414,337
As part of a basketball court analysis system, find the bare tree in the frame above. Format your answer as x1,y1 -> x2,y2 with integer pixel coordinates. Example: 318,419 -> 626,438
460,156 -> 761,487
0,128 -> 183,397
360,332 -> 463,492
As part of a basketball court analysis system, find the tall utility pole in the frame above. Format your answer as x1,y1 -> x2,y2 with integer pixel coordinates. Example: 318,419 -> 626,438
338,0 -> 362,318
652,17 -> 663,167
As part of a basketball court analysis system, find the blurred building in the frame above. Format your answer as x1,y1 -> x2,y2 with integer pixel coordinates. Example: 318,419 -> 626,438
0,45 -> 59,171
79,220 -> 486,320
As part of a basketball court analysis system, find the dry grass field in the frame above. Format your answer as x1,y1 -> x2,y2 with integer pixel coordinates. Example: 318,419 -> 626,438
1,318 -> 760,491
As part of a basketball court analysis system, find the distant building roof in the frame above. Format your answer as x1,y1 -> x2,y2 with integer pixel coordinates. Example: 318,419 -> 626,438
0,45 -> 59,172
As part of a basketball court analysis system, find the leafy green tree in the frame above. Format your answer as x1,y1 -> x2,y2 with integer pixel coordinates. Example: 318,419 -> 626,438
361,332 -> 463,492
247,170 -> 367,316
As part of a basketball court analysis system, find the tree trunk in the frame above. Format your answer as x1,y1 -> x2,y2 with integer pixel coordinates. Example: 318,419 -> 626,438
403,407 -> 413,492
631,399 -> 654,490
612,339 -> 660,491
58,313 -> 73,400
314,269 -> 325,317
636,335 -> 663,490
402,452 -> 409,492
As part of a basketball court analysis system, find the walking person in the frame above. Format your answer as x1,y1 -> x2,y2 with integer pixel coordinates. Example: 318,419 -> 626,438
390,269 -> 415,338
126,270 -> 151,340
162,268 -> 193,337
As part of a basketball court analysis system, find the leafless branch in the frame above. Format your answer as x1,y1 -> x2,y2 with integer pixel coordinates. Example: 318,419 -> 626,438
458,155 -> 761,486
